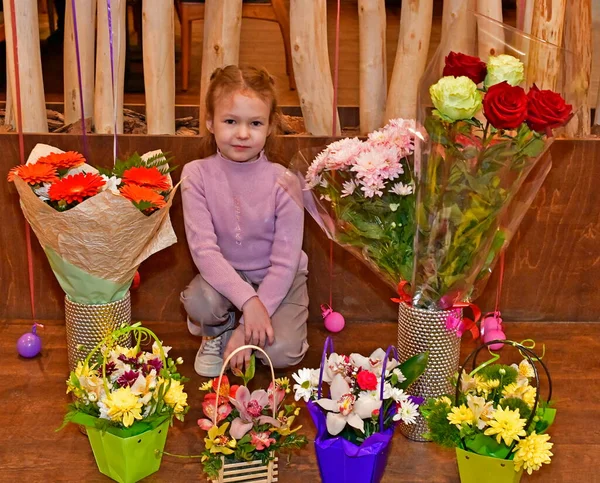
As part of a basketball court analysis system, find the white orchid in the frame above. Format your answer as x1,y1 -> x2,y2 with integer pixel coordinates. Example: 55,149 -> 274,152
466,394 -> 495,429
316,374 -> 382,435
350,348 -> 399,378
323,353 -> 353,384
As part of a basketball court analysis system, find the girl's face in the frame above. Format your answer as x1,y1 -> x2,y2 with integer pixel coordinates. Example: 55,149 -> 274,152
207,91 -> 272,163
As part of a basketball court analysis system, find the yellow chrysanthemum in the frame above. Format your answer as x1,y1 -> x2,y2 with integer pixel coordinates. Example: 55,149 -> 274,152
502,382 -> 537,408
513,433 -> 553,474
447,405 -> 475,428
438,396 -> 453,407
484,406 -> 527,446
105,387 -> 143,427
202,422 -> 237,461
75,360 -> 97,378
116,345 -> 138,359
163,379 -> 188,414
199,380 -> 213,391
275,376 -> 291,393
477,378 -> 500,396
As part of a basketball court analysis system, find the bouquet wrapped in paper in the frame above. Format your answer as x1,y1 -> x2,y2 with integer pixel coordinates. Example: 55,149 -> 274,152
292,337 -> 427,483
59,323 -> 189,483
294,119 -> 417,288
421,340 -> 555,482
410,12 -> 578,310
8,144 -> 178,304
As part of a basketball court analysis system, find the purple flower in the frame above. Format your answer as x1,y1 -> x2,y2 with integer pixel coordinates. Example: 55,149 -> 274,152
117,370 -> 140,387
103,361 -> 117,376
142,357 -> 163,375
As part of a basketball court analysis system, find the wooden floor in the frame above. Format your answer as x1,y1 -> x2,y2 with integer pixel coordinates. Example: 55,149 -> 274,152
1,318 -> 598,482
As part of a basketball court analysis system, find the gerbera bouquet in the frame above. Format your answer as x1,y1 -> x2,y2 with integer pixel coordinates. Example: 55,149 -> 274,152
60,323 -> 188,483
292,339 -> 427,483
421,340 -> 555,480
197,355 -> 308,480
8,143 -> 178,304
297,119 -> 416,287
411,44 -> 575,309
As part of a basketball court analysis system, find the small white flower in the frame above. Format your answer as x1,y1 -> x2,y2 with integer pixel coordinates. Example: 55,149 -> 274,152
393,400 -> 419,424
176,357 -> 184,365
320,194 -> 332,202
392,368 -> 407,384
34,183 -> 51,201
101,175 -> 121,195
292,368 -> 318,402
319,177 -> 329,188
389,387 -> 409,404
389,203 -> 399,212
88,392 -> 97,402
390,182 -> 413,196
391,222 -> 397,228
341,179 -> 357,198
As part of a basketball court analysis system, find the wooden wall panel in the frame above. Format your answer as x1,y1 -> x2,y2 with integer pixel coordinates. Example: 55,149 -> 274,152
1,135 -> 599,322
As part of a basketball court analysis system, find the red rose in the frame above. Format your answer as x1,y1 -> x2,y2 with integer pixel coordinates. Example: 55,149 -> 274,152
526,84 -> 573,133
356,370 -> 378,391
443,51 -> 487,84
483,81 -> 528,130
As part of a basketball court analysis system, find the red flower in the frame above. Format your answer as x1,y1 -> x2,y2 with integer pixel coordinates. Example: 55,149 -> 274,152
443,51 -> 487,84
120,184 -> 166,211
356,369 -> 378,391
122,166 -> 171,191
48,172 -> 105,204
483,81 -> 528,130
37,151 -> 86,170
8,163 -> 58,185
526,84 -> 573,134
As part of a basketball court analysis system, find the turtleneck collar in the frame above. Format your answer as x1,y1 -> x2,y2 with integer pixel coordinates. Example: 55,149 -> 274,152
216,149 -> 267,167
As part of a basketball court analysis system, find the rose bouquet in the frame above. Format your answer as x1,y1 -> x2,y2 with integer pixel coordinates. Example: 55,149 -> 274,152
292,338 -> 427,483
298,118 -> 417,288
197,350 -> 307,482
421,340 -> 555,482
59,323 -> 188,483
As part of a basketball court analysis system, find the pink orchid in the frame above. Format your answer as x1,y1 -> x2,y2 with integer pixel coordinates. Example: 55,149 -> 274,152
250,430 -> 277,451
229,386 -> 280,439
197,399 -> 232,431
267,381 -> 286,410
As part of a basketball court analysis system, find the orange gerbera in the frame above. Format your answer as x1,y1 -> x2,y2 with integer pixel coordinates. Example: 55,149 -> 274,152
7,163 -> 58,185
120,184 -> 166,211
122,166 -> 171,191
48,172 -> 105,204
37,151 -> 86,170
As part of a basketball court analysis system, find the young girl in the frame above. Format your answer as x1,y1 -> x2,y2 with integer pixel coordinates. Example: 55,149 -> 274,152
180,65 -> 309,377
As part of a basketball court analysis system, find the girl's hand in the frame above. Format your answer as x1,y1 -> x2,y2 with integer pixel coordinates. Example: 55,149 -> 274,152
241,296 -> 275,348
224,325 -> 252,372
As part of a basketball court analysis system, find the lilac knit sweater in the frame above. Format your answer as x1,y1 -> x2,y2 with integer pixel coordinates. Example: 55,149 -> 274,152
181,151 -> 308,317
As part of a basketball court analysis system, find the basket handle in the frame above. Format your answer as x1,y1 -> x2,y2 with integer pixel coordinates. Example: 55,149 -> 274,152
212,345 -> 277,426
455,339 -> 552,458
317,336 -> 335,399
379,345 -> 399,432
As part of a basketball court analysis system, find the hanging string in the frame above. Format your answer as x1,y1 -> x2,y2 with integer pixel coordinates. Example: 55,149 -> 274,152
70,0 -> 90,161
106,0 -> 119,163
494,251 -> 506,318
328,0 -> 342,308
8,0 -> 36,320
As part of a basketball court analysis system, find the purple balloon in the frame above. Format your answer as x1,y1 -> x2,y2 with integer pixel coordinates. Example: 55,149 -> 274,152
17,325 -> 42,358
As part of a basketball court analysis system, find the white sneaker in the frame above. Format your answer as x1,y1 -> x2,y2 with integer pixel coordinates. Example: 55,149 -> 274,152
194,329 -> 233,377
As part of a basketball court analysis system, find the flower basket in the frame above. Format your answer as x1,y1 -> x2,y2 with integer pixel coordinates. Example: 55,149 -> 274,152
60,323 -> 189,483
456,448 -> 522,483
212,453 -> 278,483
299,337 -> 427,483
199,345 -> 307,482
421,340 -> 556,481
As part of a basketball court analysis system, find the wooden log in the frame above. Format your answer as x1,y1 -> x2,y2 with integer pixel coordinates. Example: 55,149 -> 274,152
476,0 -> 504,59
516,0 -> 534,33
199,0 -> 242,136
441,0 -> 476,56
358,0 -> 386,133
563,0 -> 591,136
94,0 -> 126,134
386,0 -> 433,122
290,0 -> 340,136
63,0 -> 96,126
526,0 -> 567,91
142,0 -> 175,135
2,0 -> 48,132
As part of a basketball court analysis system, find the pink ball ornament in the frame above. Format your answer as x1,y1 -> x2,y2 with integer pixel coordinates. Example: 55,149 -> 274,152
480,313 -> 506,350
17,323 -> 43,358
321,304 -> 345,333
483,329 -> 506,351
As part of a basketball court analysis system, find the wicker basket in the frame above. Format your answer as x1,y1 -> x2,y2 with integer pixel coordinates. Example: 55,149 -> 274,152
64,292 -> 132,372
210,345 -> 280,483
397,302 -> 461,441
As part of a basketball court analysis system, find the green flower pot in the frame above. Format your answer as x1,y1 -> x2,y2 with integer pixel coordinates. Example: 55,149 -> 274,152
456,448 -> 523,483
86,419 -> 170,483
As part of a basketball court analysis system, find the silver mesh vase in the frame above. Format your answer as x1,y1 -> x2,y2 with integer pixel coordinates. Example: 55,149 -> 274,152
64,292 -> 132,372
397,302 -> 461,441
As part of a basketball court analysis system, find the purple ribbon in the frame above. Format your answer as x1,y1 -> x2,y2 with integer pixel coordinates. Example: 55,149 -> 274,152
69,0 -> 90,161
106,0 -> 118,161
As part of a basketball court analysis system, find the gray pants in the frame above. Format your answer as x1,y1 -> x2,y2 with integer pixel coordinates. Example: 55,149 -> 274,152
181,270 -> 309,368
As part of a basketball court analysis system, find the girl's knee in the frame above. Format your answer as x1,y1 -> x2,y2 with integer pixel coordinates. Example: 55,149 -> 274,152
181,276 -> 229,326
260,338 -> 309,369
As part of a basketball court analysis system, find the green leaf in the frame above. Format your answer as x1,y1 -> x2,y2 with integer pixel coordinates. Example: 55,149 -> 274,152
395,352 -> 429,389
243,354 -> 256,385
